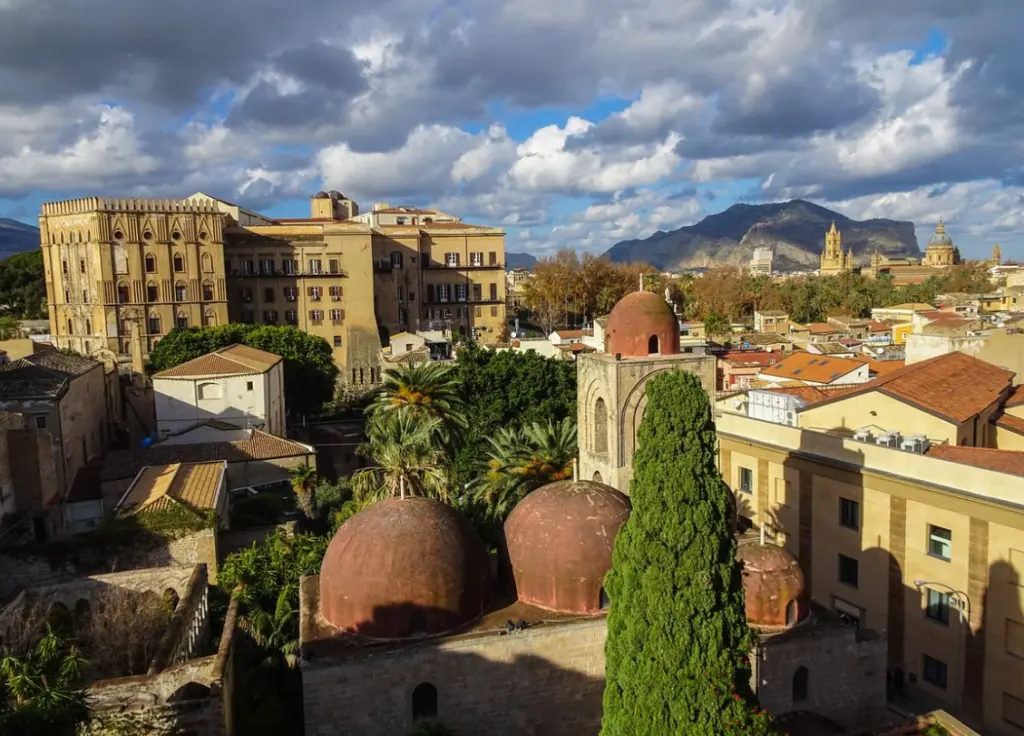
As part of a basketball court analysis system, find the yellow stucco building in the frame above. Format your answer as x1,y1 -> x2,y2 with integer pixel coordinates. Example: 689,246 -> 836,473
40,192 -> 507,387
715,353 -> 1024,734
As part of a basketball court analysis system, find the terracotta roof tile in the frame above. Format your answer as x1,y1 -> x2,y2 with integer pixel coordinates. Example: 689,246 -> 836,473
807,352 -> 1014,424
805,323 -> 840,334
554,329 -> 585,338
926,445 -> 1024,478
0,352 -> 101,399
1006,385 -> 1024,408
100,429 -> 312,481
153,343 -> 281,379
118,461 -> 225,515
759,353 -> 866,384
995,412 -> 1024,435
866,321 -> 891,332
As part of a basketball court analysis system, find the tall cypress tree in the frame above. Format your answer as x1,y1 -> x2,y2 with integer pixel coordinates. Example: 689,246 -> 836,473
601,371 -> 771,735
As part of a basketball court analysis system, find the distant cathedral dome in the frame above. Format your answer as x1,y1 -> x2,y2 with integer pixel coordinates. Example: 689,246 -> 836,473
503,480 -> 630,613
736,540 -> 807,628
319,498 -> 490,638
605,291 -> 680,357
928,220 -> 954,248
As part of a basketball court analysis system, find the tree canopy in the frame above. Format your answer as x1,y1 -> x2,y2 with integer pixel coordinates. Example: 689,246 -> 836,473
147,324 -> 338,415
0,251 -> 46,319
601,371 -> 770,735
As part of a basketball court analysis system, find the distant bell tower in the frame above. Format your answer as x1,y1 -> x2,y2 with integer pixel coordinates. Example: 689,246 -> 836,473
993,243 -> 1002,267
820,222 -> 853,275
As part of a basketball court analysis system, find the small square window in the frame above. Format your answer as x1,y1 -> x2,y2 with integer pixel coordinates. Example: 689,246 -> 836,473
34,415 -> 47,430
928,525 -> 952,561
922,654 -> 948,689
738,467 -> 753,493
333,336 -> 342,348
839,498 -> 860,530
246,381 -> 253,391
838,553 -> 859,588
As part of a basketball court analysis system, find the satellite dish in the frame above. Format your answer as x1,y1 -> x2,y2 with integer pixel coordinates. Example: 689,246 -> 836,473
766,346 -> 773,353
875,347 -> 884,355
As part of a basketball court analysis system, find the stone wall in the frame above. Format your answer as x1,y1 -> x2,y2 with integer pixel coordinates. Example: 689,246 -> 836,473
150,565 -> 210,673
753,620 -> 888,730
302,617 -> 607,736
0,527 -> 218,599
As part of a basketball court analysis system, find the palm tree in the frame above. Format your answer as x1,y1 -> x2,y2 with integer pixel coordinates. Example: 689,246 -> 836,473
288,465 -> 317,519
369,362 -> 467,449
353,411 -> 450,503
471,417 -> 577,517
239,589 -> 300,671
0,627 -> 87,732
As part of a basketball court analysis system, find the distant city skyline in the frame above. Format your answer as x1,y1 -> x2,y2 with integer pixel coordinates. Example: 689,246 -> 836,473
0,1 -> 1021,261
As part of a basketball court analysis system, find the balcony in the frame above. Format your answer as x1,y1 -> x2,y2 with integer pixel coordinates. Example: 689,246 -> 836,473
423,296 -> 504,305
423,261 -> 504,270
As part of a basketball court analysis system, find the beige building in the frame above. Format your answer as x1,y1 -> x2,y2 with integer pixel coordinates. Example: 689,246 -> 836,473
152,344 -> 285,440
39,193 -> 507,388
820,222 -> 854,275
506,267 -> 531,312
753,310 -> 789,334
40,197 -> 230,365
0,351 -> 112,540
714,352 -> 1024,733
750,245 -> 774,276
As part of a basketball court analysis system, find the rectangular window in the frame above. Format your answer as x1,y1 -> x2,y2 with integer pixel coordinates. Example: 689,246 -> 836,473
489,251 -> 498,266
489,283 -> 498,300
329,285 -> 342,300
284,287 -> 297,301
922,654 -> 948,689
839,498 -> 860,530
838,553 -> 859,588
1006,618 -> 1024,659
1005,692 -> 1024,729
242,288 -> 253,302
309,286 -> 322,300
260,259 -> 274,275
308,259 -> 322,274
82,290 -> 89,303
475,306 -> 482,317
310,310 -> 323,321
929,525 -> 952,561
330,309 -> 342,322
390,252 -> 403,268
427,284 -> 435,302
409,291 -> 415,302
34,415 -> 47,430
738,467 -> 753,493
333,336 -> 342,348
243,260 -> 255,276
456,284 -> 467,302
925,588 -> 951,625
833,597 -> 861,627
470,252 -> 483,266
438,284 -> 450,302
397,286 -> 404,302
283,259 -> 298,275
285,310 -> 298,324
263,311 -> 277,324
264,287 -> 275,302
246,381 -> 254,391
399,307 -> 407,323
473,283 -> 482,300
490,305 -> 498,317
79,259 -> 86,273
445,252 -> 459,267
329,258 -> 340,274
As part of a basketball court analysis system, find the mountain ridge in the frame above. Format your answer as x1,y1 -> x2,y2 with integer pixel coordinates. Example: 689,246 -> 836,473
603,199 -> 922,272
0,218 -> 40,259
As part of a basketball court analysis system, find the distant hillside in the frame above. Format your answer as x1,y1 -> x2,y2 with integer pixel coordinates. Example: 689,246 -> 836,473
506,252 -> 537,270
603,199 -> 921,272
0,218 -> 39,258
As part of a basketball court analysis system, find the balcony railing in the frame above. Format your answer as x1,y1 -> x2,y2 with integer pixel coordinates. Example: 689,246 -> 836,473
230,269 -> 346,278
423,262 -> 503,270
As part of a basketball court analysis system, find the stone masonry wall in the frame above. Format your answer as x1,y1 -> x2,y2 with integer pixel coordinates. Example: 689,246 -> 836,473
302,618 -> 607,736
754,623 -> 888,730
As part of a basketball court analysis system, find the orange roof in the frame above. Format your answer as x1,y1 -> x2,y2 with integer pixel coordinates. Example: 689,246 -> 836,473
807,352 -> 1014,424
765,385 -> 830,404
554,329 -> 585,338
865,359 -> 906,377
759,353 -> 866,384
1005,385 -> 1024,408
555,342 -> 594,353
806,322 -> 840,334
926,445 -> 1024,478
994,412 -> 1024,436
866,321 -> 891,332
117,461 -> 225,515
153,344 -> 282,379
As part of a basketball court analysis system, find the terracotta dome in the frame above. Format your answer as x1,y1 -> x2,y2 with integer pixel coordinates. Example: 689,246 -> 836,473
503,480 -> 631,612
319,498 -> 490,638
736,541 -> 807,628
604,290 -> 680,358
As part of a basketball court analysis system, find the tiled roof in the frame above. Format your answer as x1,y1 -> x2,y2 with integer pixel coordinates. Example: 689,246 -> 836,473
808,352 -> 1014,424
883,303 -> 935,311
866,321 -> 892,332
736,333 -> 792,345
554,329 -> 585,338
994,412 -> 1024,436
759,352 -> 866,384
0,351 -> 100,399
1007,385 -> 1024,408
926,445 -> 1024,478
153,343 -> 282,379
100,429 -> 312,481
805,323 -> 840,334
811,342 -> 855,355
117,461 -> 225,515
864,359 -> 906,378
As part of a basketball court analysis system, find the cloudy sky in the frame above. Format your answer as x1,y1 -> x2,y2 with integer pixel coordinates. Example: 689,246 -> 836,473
0,0 -> 1022,259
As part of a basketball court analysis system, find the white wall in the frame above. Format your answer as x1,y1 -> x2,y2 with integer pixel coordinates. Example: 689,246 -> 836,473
154,370 -> 278,439
905,333 -> 989,365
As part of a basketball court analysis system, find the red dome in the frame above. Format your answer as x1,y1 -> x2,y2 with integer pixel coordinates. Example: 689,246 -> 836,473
319,498 -> 490,638
604,291 -> 680,358
736,541 -> 807,628
503,480 -> 631,612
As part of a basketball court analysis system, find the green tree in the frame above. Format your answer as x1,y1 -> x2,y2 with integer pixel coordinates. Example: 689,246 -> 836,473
147,324 -> 338,415
703,311 -> 729,337
0,314 -> 19,339
288,466 -> 318,520
0,628 -> 88,736
601,371 -> 770,735
370,361 -> 467,450
353,411 -> 450,502
0,251 -> 46,320
238,589 -> 300,671
471,417 -> 577,518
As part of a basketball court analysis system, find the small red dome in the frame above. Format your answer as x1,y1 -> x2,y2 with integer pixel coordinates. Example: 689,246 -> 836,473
605,291 -> 679,358
503,480 -> 631,613
319,498 -> 490,638
736,541 -> 807,628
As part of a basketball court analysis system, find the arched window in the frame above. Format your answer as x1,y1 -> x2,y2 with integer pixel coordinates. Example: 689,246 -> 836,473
147,281 -> 159,302
594,397 -> 608,455
144,254 -> 156,273
117,282 -> 130,304
785,600 -> 798,626
792,666 -> 809,702
201,253 -> 213,273
599,587 -> 611,610
197,382 -> 221,400
85,319 -> 92,335
592,471 -> 603,483
176,311 -> 189,329
174,281 -> 187,301
173,254 -> 184,272
648,334 -> 659,354
203,310 -> 217,327
202,281 -> 214,300
148,313 -> 161,335
412,683 -> 438,721
67,318 -> 74,335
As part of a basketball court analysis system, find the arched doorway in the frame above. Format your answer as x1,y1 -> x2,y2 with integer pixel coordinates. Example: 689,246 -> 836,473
592,471 -> 603,483
792,666 -> 809,702
412,682 -> 438,721
648,334 -> 659,354
594,398 -> 608,455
